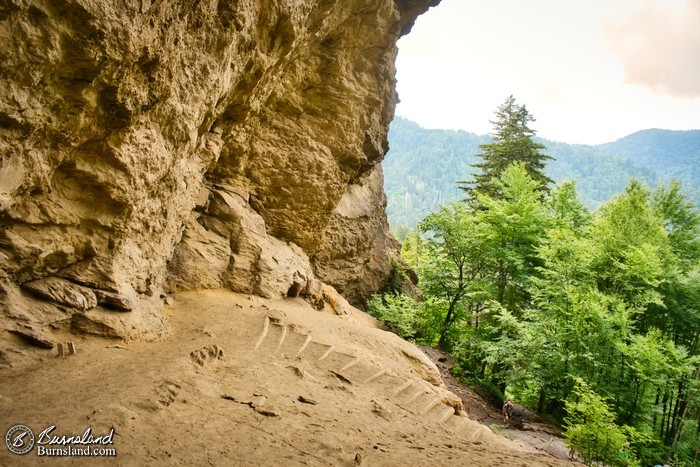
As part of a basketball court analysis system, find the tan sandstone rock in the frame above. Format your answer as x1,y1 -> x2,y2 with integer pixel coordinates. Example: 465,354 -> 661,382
0,0 -> 440,340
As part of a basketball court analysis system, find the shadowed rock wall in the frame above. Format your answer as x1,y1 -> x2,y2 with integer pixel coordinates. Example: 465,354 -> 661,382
0,0 -> 438,341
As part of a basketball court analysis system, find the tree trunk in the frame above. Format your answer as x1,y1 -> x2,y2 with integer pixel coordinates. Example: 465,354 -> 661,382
438,309 -> 453,350
537,386 -> 546,414
626,379 -> 642,424
660,389 -> 669,440
664,389 -> 675,444
667,365 -> 700,463
668,381 -> 683,445
438,294 -> 461,350
653,386 -> 661,432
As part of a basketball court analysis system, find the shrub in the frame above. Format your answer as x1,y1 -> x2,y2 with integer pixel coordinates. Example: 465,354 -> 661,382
366,293 -> 420,340
564,378 -> 638,466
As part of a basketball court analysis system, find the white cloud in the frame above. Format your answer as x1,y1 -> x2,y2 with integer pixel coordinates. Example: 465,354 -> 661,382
394,0 -> 700,145
603,0 -> 700,98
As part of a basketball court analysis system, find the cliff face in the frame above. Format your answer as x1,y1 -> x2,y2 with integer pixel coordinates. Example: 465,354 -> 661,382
0,0 -> 438,341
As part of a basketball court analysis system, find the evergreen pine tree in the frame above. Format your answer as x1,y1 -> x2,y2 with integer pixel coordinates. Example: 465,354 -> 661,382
461,95 -> 553,201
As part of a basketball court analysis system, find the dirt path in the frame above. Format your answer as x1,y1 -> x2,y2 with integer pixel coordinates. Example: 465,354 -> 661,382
420,347 -> 575,462
2,290 -> 573,466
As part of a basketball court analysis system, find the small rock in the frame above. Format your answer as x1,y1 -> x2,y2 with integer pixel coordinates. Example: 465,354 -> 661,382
288,365 -> 320,382
297,395 -> 318,405
371,399 -> 393,421
249,394 -> 267,408
70,313 -> 123,339
57,342 -> 77,357
94,288 -> 136,311
199,327 -> 215,337
330,370 -> 353,385
254,406 -> 280,417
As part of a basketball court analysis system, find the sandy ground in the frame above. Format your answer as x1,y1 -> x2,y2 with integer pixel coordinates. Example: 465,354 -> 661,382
1,290 -> 575,466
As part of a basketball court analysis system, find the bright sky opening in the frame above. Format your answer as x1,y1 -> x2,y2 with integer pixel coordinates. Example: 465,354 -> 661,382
394,0 -> 700,145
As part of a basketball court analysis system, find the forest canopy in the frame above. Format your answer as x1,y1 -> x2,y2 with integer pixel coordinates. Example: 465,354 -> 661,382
374,98 -> 700,465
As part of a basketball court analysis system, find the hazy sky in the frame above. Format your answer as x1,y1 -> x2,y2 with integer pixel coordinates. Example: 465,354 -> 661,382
394,0 -> 700,145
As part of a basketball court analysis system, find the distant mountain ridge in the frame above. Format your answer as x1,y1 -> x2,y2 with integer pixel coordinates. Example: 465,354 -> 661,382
598,128 -> 700,185
383,117 -> 700,230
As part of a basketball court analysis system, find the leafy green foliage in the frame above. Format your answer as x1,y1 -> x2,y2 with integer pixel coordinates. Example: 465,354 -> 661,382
652,181 -> 700,272
418,201 -> 494,349
383,174 -> 699,465
589,180 -> 670,311
564,378 -> 636,466
474,163 -> 549,311
400,229 -> 424,271
382,101 -> 699,465
549,180 -> 591,231
366,293 -> 420,340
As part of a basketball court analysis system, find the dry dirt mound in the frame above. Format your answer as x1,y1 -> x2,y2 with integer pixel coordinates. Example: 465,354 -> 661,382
1,290 -> 570,466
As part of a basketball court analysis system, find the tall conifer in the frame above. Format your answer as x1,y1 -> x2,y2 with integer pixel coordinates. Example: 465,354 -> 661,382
461,95 -> 553,201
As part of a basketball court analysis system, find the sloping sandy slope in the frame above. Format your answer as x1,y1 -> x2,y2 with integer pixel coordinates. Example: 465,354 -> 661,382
1,290 -> 570,466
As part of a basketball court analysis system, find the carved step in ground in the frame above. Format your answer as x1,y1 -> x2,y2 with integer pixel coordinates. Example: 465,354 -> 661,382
252,314 -> 475,439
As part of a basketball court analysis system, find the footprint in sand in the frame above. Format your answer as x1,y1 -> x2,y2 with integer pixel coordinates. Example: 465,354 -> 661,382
189,344 -> 225,367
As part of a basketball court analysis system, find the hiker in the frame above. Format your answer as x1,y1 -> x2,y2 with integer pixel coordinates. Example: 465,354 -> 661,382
502,399 -> 515,428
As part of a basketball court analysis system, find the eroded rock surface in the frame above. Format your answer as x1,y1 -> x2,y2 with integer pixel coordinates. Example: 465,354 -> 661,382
0,0 -> 438,341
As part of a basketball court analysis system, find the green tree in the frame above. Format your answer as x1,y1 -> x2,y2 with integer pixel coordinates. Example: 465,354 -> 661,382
548,180 -> 591,231
619,329 -> 691,427
458,164 -> 550,395
652,181 -> 700,273
565,378 -> 637,466
411,173 -> 699,464
512,233 -> 606,414
475,163 -> 550,312
462,95 -> 553,201
400,229 -> 425,272
589,180 -> 670,314
648,181 -> 700,355
418,202 -> 493,349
